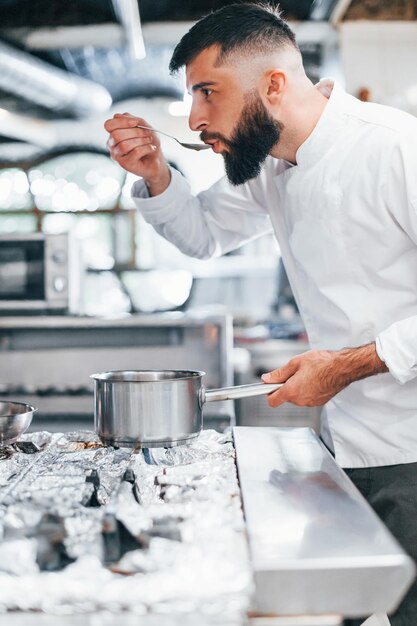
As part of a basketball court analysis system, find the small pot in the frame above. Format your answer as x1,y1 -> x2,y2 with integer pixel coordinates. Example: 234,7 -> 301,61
0,401 -> 37,446
91,370 -> 281,448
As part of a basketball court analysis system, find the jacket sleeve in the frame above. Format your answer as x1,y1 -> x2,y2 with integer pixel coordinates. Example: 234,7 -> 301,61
375,131 -> 417,384
376,316 -> 417,383
131,166 -> 273,260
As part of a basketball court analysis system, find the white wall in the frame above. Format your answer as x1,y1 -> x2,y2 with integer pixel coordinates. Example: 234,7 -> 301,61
339,21 -> 417,114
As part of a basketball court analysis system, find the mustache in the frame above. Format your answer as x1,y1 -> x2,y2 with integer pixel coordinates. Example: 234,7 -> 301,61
200,131 -> 233,147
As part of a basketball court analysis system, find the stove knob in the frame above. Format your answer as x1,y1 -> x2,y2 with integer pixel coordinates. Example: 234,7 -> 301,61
0,384 -> 11,395
21,384 -> 37,395
37,385 -> 54,396
53,276 -> 67,293
52,250 -> 67,264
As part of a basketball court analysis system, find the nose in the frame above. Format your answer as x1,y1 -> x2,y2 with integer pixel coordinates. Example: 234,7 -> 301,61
188,100 -> 208,132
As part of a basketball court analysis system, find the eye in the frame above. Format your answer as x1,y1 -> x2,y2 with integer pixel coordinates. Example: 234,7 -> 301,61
201,88 -> 213,98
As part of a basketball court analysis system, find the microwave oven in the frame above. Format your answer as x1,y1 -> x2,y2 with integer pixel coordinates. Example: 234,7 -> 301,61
0,232 -> 81,314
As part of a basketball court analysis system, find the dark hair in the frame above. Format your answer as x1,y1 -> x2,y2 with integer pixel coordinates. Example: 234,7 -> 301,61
169,2 -> 299,74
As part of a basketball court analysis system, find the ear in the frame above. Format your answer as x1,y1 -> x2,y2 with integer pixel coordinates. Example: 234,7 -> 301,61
261,69 -> 286,106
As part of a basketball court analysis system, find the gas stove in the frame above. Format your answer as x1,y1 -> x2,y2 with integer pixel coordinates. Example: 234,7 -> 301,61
0,429 -> 251,623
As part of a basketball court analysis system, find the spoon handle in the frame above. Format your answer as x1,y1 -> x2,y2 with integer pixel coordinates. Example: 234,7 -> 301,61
136,124 -> 172,140
136,124 -> 209,151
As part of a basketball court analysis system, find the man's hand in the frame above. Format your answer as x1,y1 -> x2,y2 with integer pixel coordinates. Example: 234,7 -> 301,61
104,113 -> 171,196
262,342 -> 388,407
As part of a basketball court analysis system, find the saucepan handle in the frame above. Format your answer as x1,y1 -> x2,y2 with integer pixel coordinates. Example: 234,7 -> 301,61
202,382 -> 283,404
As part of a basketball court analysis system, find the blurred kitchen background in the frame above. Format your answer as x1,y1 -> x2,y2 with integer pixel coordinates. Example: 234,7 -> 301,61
1,0 -> 416,434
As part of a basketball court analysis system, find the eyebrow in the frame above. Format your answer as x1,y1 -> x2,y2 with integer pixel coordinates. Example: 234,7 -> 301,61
190,81 -> 217,93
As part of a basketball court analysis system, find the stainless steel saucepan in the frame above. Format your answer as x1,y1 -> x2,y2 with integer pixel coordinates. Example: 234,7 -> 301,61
91,370 -> 282,448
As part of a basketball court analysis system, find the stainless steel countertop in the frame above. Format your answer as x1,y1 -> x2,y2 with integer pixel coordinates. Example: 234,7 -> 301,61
234,426 -> 415,618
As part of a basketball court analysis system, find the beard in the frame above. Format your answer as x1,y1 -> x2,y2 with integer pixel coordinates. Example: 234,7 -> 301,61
201,91 -> 283,186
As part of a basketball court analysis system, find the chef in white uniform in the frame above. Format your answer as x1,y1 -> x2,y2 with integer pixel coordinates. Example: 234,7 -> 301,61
105,4 -> 417,624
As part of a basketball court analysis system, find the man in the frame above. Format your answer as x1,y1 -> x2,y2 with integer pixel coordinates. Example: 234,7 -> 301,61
105,3 -> 417,624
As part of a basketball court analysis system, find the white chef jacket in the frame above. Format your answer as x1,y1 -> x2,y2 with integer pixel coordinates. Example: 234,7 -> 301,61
132,80 -> 417,469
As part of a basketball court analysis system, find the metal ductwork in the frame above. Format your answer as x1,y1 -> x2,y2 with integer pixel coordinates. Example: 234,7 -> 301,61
0,109 -> 56,148
0,40 -> 112,117
112,0 -> 146,59
56,44 -> 184,101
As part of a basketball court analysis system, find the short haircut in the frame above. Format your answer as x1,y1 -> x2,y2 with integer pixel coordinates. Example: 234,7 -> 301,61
169,2 -> 299,74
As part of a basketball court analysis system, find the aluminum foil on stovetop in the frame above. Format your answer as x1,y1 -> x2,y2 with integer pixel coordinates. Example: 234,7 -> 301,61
0,429 -> 252,620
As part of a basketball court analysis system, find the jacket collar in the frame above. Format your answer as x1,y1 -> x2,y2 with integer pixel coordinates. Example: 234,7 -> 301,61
294,79 -> 352,168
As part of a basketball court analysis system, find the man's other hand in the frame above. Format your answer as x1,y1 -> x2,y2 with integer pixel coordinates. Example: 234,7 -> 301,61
262,342 -> 388,407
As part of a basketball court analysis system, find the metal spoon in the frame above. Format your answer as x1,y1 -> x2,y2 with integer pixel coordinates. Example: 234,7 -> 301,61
136,124 -> 210,151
